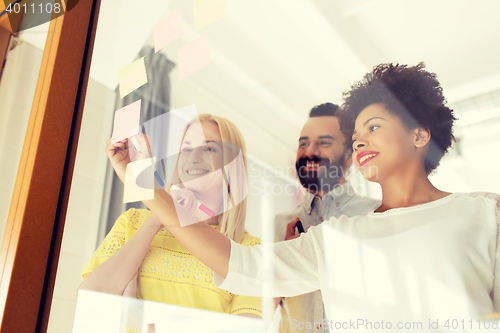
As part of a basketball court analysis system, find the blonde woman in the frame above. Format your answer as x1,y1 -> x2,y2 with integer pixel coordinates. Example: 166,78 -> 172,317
79,114 -> 262,319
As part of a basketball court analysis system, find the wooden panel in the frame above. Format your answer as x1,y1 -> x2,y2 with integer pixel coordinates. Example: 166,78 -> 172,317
0,27 -> 10,75
0,2 -> 13,33
0,0 -> 100,332
0,1 -> 26,33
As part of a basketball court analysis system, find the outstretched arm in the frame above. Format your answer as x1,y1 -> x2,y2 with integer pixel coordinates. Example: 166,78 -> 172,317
104,136 -> 322,298
144,189 -> 231,278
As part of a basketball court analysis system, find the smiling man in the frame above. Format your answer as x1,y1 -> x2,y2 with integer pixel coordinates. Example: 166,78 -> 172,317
274,103 -> 380,333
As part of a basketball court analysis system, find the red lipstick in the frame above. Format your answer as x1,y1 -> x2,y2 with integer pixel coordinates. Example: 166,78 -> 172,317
357,151 -> 379,167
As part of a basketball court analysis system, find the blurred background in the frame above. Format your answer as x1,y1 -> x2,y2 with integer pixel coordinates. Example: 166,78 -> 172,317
0,0 -> 499,331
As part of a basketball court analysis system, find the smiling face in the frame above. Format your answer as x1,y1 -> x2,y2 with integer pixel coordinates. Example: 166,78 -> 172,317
295,116 -> 351,195
177,121 -> 224,193
351,103 -> 421,182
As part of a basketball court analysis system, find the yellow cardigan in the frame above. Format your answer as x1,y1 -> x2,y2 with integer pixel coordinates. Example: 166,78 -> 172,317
82,208 -> 262,317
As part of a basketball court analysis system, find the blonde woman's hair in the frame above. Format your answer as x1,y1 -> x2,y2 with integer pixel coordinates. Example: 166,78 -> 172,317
170,114 -> 248,243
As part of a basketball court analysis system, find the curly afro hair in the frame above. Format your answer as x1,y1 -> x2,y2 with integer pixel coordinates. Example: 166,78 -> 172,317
338,62 -> 456,175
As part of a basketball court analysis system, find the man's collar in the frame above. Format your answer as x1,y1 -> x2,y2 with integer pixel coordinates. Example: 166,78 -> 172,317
302,191 -> 316,214
301,181 -> 356,215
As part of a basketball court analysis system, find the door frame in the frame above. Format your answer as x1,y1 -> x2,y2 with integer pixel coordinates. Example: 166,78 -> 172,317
0,1 -> 101,331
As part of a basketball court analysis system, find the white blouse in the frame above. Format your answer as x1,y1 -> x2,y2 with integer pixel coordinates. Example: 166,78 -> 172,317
215,192 -> 500,328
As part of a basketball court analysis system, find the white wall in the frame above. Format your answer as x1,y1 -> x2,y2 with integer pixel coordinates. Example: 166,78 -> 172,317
430,90 -> 500,194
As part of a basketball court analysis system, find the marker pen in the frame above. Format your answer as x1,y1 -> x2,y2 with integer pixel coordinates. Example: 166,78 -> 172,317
170,185 -> 215,218
130,136 -> 141,152
154,170 -> 165,188
296,220 -> 305,233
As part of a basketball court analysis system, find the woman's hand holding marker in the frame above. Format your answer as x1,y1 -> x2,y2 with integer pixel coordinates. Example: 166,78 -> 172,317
128,133 -> 152,162
105,133 -> 152,183
105,138 -> 130,183
170,185 -> 199,213
170,185 -> 216,223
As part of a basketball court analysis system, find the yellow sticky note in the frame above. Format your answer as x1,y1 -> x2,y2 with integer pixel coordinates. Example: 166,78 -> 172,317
124,157 -> 156,203
178,33 -> 210,81
119,57 -> 148,98
193,0 -> 226,31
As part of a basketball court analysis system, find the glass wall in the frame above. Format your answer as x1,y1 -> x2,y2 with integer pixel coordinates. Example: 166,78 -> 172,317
42,0 -> 500,332
47,0 -> 302,331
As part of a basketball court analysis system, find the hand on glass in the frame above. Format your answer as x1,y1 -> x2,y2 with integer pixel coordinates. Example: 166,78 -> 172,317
171,186 -> 199,213
105,134 -> 151,183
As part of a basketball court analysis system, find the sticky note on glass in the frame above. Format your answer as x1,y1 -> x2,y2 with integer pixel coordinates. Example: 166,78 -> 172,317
193,0 -> 226,30
111,100 -> 141,144
119,57 -> 148,98
178,33 -> 209,81
124,157 -> 156,203
153,7 -> 184,53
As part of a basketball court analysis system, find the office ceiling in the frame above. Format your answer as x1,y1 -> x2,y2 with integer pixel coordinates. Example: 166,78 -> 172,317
20,0 -> 500,170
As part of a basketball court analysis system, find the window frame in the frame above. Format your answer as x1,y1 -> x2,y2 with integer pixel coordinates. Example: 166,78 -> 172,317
0,1 -> 101,331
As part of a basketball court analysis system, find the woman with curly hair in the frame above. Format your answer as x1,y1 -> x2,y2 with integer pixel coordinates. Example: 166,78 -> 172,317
106,64 -> 500,326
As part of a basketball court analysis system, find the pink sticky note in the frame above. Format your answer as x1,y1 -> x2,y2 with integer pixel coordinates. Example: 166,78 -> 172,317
111,100 -> 141,144
178,32 -> 210,81
153,7 -> 184,53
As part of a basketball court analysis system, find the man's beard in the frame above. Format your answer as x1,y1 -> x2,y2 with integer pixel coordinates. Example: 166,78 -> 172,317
295,154 -> 346,194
